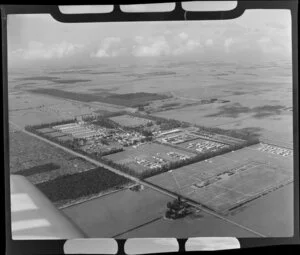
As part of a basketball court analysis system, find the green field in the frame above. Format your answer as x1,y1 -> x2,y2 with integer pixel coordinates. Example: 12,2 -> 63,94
146,143 -> 293,214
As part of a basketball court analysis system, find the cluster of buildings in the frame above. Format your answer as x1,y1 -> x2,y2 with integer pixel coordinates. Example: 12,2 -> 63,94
186,140 -> 228,153
156,129 -> 181,137
134,157 -> 165,169
194,130 -> 215,140
133,150 -> 190,170
81,138 -> 110,154
258,143 -> 292,157
193,170 -> 236,189
167,151 -> 190,160
53,121 -> 146,154
161,132 -> 198,144
52,122 -> 106,139
112,130 -> 145,146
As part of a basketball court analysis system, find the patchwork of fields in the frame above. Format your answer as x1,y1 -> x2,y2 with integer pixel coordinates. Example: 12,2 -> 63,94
8,58 -> 294,237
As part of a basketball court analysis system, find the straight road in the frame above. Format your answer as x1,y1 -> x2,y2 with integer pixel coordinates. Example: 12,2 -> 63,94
9,120 -> 266,237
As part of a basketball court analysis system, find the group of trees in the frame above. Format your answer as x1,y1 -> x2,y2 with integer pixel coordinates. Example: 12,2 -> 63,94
93,117 -> 119,129
165,198 -> 191,219
132,113 -> 191,131
36,166 -> 130,206
26,119 -> 76,130
195,125 -> 260,142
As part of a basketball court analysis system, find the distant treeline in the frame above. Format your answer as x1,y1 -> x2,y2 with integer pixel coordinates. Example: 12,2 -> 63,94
18,76 -> 91,83
29,88 -> 169,108
129,112 -> 190,131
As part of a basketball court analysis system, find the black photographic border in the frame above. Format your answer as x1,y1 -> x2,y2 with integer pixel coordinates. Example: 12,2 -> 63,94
1,1 -> 299,254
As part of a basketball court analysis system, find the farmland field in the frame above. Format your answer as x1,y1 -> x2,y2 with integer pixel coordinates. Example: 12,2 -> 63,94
146,143 -> 293,214
8,91 -> 122,128
62,187 -> 172,237
115,183 -> 293,238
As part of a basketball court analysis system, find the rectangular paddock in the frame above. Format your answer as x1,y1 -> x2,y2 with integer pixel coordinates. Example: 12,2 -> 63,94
146,145 -> 293,214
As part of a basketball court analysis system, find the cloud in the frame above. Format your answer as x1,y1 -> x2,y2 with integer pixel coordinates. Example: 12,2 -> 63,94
257,36 -> 288,55
224,38 -> 234,52
91,37 -> 122,58
10,41 -> 84,60
93,49 -> 109,58
134,36 -> 144,44
178,32 -> 189,40
205,39 -> 214,46
133,36 -> 170,57
172,39 -> 201,56
132,33 -> 202,57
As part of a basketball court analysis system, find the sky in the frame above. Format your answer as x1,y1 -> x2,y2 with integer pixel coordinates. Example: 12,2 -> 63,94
7,4 -> 292,69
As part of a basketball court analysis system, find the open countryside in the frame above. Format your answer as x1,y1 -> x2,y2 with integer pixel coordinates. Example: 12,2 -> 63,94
8,13 -> 294,237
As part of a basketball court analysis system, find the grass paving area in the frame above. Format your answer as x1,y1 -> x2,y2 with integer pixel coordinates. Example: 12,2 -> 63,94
146,145 -> 293,214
